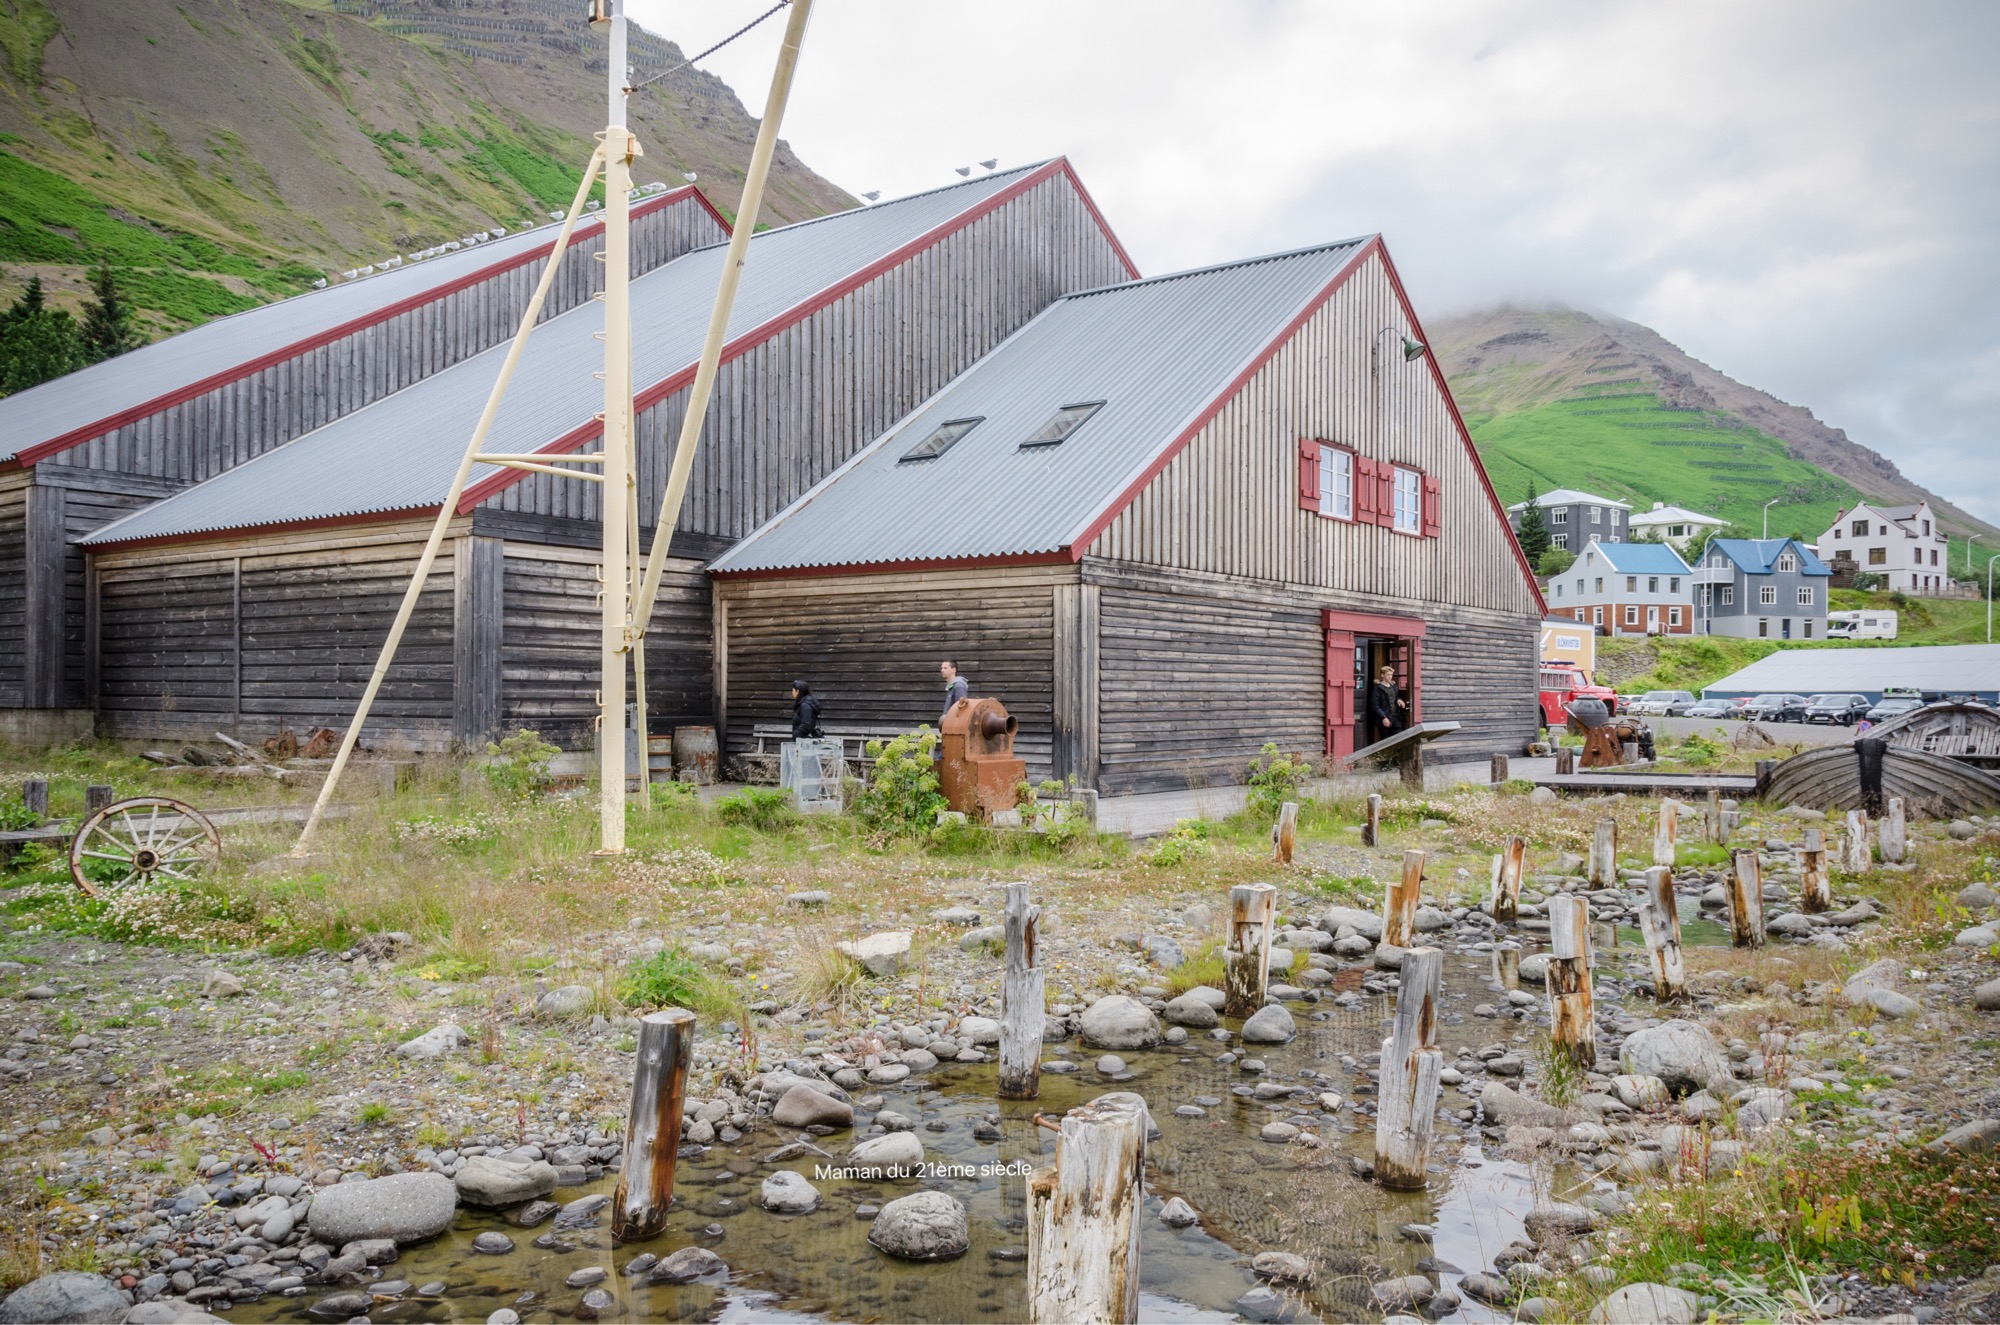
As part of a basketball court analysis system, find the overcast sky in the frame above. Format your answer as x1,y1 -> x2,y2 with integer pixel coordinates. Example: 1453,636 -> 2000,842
626,1 -> 2000,528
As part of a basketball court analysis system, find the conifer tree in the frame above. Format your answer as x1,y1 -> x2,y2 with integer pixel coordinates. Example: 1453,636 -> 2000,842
0,275 -> 83,395
79,260 -> 142,364
1515,484 -> 1551,564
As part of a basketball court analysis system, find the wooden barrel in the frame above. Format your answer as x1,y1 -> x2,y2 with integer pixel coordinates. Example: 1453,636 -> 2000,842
672,726 -> 719,785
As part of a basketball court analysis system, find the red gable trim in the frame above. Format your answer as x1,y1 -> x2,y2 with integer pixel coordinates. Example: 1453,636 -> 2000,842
711,549 -> 1074,582
83,505 -> 443,554
15,187 -> 727,469
458,158 -> 1134,513
1063,238 -> 1379,557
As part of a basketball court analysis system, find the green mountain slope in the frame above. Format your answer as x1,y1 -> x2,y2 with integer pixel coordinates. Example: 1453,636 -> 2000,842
0,0 -> 851,338
1434,306 -> 1998,561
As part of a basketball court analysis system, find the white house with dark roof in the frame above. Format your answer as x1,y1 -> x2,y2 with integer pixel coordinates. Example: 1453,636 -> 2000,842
1505,487 -> 1630,550
1816,500 -> 1953,594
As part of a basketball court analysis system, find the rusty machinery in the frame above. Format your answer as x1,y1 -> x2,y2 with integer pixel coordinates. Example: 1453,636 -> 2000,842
939,697 -> 1027,820
1566,696 -> 1656,769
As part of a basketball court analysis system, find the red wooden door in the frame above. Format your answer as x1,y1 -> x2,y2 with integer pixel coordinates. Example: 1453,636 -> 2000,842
1325,628 -> 1355,758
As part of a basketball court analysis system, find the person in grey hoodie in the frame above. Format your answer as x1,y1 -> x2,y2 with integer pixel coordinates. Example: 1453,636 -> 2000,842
939,660 -> 968,726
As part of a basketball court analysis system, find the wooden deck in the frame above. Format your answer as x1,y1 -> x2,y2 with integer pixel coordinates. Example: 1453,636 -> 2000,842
1531,770 -> 1758,797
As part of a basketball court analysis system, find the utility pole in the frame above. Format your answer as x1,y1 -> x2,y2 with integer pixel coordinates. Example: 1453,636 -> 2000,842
1762,498 -> 1779,540
1969,533 -> 1981,575
594,0 -> 636,855
1988,553 -> 1997,644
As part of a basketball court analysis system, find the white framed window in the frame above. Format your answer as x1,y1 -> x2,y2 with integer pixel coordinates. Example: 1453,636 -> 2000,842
1552,533 -> 1568,549
1647,576 -> 1659,593
1758,618 -> 1769,637
1669,606 -> 1683,626
1552,506 -> 1569,524
1625,576 -> 1637,592
1624,605 -> 1639,626
1554,582 -> 1563,597
1760,584 -> 1777,605
1575,578 -> 1585,595
1778,553 -> 1797,572
1699,585 -> 1711,607
1594,577 -> 1604,592
1797,586 -> 1813,606
1592,507 -> 1603,524
1319,444 -> 1354,520
1592,606 -> 1603,625
1670,524 -> 1686,538
1392,466 -> 1421,533
1670,576 -> 1680,592
1721,586 -> 1734,606
1803,621 -> 1813,638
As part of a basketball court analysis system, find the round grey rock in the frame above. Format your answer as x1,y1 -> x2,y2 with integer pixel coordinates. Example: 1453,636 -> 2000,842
471,1231 -> 516,1254
772,1083 -> 854,1129
1079,995 -> 1161,1049
1240,1003 -> 1296,1044
455,1157 -> 557,1209
306,1171 -> 458,1246
1589,1283 -> 1700,1324
0,1272 -> 129,1324
760,1169 -> 820,1214
1618,1020 -> 1730,1095
645,1247 -> 728,1285
866,1191 -> 969,1261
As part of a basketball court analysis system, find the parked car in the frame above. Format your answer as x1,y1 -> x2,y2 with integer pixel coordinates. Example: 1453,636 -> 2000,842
1864,695 -> 1926,724
1740,692 -> 1810,723
1628,690 -> 1697,716
1803,693 -> 1872,725
1684,696 -> 1747,719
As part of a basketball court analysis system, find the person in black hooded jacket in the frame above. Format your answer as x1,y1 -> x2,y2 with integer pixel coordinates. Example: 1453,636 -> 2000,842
790,680 -> 822,738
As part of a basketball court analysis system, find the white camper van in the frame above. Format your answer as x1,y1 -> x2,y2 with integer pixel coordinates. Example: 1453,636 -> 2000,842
1826,610 -> 1897,640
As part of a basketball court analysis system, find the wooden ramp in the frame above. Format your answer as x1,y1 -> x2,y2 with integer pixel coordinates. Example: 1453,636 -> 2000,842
1531,771 -> 1757,798
1765,742 -> 2000,816
1339,721 -> 1462,789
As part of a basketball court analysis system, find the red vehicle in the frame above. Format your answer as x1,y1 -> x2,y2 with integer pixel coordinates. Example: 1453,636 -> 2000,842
1538,663 -> 1619,729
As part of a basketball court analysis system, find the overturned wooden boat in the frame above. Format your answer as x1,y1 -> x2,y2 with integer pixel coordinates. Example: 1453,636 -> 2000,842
1866,701 -> 2000,768
1764,736 -> 2000,816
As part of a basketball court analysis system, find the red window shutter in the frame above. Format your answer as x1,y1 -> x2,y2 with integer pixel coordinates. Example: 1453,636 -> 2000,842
1297,439 -> 1320,512
1422,473 -> 1442,537
1376,465 -> 1397,528
1355,457 -> 1377,524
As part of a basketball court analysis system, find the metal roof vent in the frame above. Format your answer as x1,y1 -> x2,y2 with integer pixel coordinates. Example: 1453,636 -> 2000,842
1019,400 -> 1105,450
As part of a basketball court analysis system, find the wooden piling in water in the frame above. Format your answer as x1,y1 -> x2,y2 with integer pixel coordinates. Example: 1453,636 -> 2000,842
1361,793 -> 1381,847
1638,865 -> 1685,1002
21,779 -> 47,819
611,1007 -> 696,1241
1555,746 -> 1575,775
1490,753 -> 1509,784
1799,828 -> 1831,913
1274,801 -> 1298,865
1842,809 -> 1871,873
1588,818 -> 1618,887
85,784 -> 113,816
1222,883 -> 1276,1018
1546,895 -> 1595,1066
1382,851 -> 1424,949
1880,797 -> 1906,865
1654,799 -> 1678,868
1026,1090 -> 1147,1324
1493,943 -> 1521,990
1727,849 -> 1765,948
1490,836 -> 1525,925
999,882 -> 1043,1100
1374,945 -> 1443,1190
1705,789 -> 1721,844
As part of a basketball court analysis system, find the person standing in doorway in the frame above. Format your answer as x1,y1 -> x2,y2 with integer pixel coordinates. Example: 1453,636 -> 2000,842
790,679 -> 822,739
1369,664 -> 1407,744
939,660 -> 968,727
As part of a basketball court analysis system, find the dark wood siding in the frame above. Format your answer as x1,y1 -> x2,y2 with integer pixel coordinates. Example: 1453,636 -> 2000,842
496,544 -> 712,749
94,526 -> 459,746
0,485 -> 25,707
488,171 -> 1135,543
715,568 -> 1068,777
58,481 -> 174,709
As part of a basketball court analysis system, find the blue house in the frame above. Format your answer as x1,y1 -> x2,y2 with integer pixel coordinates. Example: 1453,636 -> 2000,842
1692,538 -> 1832,640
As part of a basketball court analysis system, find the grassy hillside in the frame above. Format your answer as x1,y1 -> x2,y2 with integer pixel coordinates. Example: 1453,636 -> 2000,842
1601,592 -> 1992,694
0,0 -> 851,339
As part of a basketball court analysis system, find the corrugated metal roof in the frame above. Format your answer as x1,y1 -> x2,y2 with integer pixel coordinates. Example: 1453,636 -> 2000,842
1709,537 -> 1831,576
1704,643 -> 2000,700
85,165 -> 1053,547
1,188 -> 716,464
710,238 -> 1371,575
1506,488 -> 1631,512
1586,540 -> 1691,575
1629,504 -> 1723,526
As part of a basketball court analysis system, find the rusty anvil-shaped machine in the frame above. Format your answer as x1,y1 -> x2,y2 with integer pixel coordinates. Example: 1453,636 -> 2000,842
939,697 -> 1026,820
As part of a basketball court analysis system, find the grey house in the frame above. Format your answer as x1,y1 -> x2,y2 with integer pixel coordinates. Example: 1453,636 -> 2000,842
1693,537 -> 1831,640
1505,487 -> 1629,552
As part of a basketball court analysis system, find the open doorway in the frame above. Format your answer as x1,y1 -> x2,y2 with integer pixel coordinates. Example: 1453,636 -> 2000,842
1323,609 -> 1425,759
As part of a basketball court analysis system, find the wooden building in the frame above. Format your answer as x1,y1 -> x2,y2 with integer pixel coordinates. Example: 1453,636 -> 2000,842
710,239 -> 1546,795
0,187 -> 728,736
79,162 -> 1135,750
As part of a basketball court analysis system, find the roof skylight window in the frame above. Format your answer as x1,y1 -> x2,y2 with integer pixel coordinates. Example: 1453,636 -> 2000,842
898,417 -> 983,463
1019,401 -> 1105,449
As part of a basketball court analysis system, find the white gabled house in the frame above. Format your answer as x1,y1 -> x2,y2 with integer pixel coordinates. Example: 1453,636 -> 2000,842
1816,500 -> 1952,595
1628,502 -> 1727,553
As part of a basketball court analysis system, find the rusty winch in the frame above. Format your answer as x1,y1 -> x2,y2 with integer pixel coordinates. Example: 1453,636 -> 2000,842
939,696 -> 1026,821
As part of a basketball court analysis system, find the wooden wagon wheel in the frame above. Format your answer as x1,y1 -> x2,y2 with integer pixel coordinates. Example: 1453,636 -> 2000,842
68,797 -> 221,898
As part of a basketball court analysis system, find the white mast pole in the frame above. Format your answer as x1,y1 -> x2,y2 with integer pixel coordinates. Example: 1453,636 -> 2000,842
596,0 -> 636,853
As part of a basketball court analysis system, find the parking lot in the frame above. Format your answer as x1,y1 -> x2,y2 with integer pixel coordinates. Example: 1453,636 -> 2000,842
1649,714 -> 1860,747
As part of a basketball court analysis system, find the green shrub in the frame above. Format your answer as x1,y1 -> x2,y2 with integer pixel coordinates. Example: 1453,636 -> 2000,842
853,727 -> 945,836
1245,742 -> 1311,822
481,729 -> 559,798
714,786 -> 801,832
619,948 -> 736,1019
1147,820 -> 1214,868
1674,733 -> 1723,767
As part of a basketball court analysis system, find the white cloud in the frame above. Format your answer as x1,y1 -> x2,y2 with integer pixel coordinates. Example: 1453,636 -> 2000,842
627,0 -> 2000,522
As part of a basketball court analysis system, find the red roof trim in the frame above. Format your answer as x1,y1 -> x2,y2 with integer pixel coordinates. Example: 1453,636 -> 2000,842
83,505 -> 442,554
711,549 -> 1073,582
16,187 -> 727,468
1322,607 -> 1427,638
1063,238 -> 1379,557
458,159 -> 1131,513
